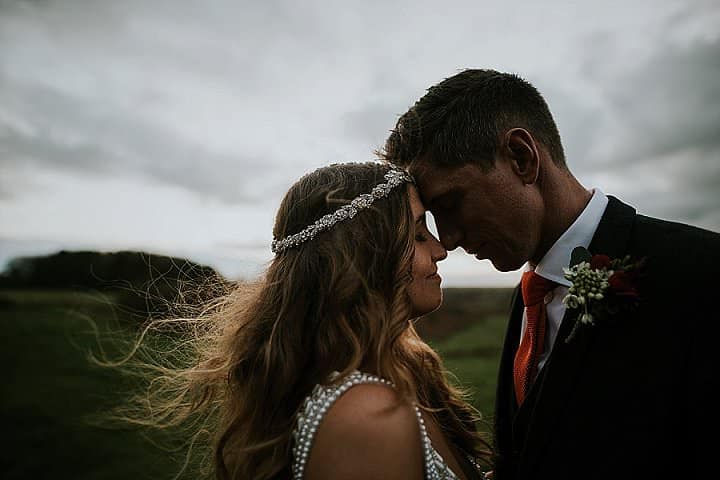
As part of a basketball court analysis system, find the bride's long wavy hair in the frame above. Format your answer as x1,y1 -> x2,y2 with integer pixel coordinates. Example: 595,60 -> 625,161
106,161 -> 492,479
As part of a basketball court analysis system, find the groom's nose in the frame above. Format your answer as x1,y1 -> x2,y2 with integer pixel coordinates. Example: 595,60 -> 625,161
439,228 -> 461,251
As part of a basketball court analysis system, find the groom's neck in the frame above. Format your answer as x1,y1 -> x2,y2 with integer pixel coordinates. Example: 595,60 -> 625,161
532,169 -> 593,265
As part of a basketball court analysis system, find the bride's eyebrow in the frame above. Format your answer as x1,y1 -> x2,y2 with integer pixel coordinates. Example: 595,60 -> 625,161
415,212 -> 427,226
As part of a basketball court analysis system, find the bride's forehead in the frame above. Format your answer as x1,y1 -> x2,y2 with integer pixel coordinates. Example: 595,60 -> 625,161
407,185 -> 425,216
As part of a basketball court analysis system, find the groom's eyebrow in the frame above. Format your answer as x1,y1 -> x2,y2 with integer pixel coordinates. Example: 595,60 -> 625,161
427,189 -> 456,209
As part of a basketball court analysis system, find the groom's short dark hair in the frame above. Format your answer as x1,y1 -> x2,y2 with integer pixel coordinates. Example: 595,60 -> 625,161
380,69 -> 566,170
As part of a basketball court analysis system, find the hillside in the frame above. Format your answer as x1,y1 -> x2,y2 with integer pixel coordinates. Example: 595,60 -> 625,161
417,287 -> 515,340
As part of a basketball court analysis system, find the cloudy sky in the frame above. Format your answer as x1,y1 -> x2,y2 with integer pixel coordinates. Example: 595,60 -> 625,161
1,0 -> 718,287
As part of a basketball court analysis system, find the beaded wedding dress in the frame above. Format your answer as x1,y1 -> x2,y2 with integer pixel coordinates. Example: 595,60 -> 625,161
291,370 -> 487,480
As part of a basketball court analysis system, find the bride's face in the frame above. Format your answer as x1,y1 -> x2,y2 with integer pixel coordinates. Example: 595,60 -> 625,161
407,186 -> 448,318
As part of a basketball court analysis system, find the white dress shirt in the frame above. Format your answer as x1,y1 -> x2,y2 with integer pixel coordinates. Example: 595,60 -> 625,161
520,188 -> 609,372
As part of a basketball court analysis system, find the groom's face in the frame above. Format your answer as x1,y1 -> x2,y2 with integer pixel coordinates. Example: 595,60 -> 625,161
410,158 -> 544,272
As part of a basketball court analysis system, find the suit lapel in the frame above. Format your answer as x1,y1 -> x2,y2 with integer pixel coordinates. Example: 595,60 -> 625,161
515,196 -> 637,475
494,286 -> 523,468
587,196 -> 636,262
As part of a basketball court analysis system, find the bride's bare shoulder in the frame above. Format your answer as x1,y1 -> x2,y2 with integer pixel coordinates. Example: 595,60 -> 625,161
304,382 -> 425,480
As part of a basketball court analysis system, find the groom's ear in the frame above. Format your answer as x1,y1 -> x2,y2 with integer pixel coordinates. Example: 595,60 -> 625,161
503,128 -> 540,185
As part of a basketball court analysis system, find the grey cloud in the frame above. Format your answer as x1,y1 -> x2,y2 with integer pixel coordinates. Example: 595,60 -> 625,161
605,40 -> 720,231
0,0 -> 393,206
543,37 -> 720,232
668,0 -> 720,27
540,85 -> 605,170
341,68 -> 424,149
0,74 -> 279,204
342,102 -> 408,152
620,146 -> 720,222
605,39 -> 720,162
2,0 -> 718,240
0,0 -> 338,76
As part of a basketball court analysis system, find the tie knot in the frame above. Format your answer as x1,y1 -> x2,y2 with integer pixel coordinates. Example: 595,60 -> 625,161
521,270 -> 557,307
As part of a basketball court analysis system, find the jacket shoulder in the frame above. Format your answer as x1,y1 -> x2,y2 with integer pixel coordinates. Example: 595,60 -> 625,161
632,215 -> 720,257
627,214 -> 720,288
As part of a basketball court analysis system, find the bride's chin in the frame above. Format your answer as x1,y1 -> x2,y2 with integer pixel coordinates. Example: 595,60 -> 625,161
410,297 -> 442,319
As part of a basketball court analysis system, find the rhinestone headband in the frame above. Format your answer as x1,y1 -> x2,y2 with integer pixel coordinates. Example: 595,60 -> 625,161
271,168 -> 414,254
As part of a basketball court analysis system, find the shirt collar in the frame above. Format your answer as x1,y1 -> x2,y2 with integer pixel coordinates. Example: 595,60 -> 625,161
531,188 -> 609,287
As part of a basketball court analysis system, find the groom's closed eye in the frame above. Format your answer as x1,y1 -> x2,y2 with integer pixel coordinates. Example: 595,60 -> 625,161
429,191 -> 459,212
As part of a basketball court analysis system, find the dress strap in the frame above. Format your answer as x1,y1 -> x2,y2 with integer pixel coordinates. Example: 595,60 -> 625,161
413,403 -> 444,479
291,370 -> 441,479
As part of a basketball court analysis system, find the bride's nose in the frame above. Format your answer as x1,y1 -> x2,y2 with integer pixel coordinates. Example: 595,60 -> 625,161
432,237 -> 448,262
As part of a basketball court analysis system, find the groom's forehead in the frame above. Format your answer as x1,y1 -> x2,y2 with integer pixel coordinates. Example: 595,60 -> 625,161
409,158 -> 447,179
409,161 -> 462,202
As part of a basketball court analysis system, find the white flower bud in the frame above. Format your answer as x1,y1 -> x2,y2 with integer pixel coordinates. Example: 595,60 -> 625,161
563,294 -> 580,309
581,313 -> 594,324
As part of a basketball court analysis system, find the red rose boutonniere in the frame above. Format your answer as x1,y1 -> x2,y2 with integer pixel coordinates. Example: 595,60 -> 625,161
562,246 -> 646,343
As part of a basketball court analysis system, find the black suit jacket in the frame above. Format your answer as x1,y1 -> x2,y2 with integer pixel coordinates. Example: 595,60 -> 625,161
493,196 -> 720,480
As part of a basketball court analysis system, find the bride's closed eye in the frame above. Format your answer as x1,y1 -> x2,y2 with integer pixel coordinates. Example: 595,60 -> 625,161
415,212 -> 431,242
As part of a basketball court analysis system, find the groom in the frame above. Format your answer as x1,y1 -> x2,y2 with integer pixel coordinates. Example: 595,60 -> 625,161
381,69 -> 720,479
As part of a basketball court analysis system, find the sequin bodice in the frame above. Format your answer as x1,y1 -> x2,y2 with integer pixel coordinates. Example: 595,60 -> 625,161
291,371 -> 481,480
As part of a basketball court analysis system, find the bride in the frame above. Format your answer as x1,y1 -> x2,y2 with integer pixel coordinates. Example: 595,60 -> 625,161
112,161 -> 493,479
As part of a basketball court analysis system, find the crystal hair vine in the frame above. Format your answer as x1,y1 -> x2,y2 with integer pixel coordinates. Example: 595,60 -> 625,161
271,168 -> 414,254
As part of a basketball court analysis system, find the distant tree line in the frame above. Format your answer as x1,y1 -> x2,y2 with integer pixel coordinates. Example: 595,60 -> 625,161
0,250 -> 228,318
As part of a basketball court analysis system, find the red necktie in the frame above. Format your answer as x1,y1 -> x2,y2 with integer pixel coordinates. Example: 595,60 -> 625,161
513,270 -> 557,406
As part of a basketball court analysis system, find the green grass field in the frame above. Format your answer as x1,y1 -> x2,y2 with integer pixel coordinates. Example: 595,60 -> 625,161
1,288 -> 507,479
433,316 -> 506,420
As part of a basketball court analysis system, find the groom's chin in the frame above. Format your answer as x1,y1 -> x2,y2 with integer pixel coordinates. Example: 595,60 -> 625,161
488,257 -> 526,273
